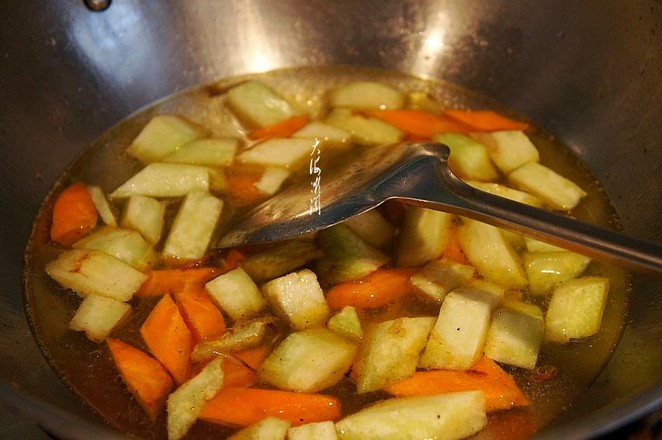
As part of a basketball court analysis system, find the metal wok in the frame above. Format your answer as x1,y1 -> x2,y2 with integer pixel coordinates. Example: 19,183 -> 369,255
1,1 -> 661,438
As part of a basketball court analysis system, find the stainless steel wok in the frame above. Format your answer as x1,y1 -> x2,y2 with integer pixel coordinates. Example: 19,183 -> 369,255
1,1 -> 661,438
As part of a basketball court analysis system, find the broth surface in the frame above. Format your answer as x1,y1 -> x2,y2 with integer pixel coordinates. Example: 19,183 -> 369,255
24,66 -> 629,439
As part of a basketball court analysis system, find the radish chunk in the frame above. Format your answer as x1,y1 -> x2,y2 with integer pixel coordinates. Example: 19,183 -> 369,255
471,130 -> 540,174
121,194 -> 165,245
433,133 -> 498,181
354,317 -> 435,393
162,137 -> 238,167
508,162 -> 587,211
238,138 -> 314,169
335,391 -> 487,440
325,108 -> 404,146
205,267 -> 266,321
288,421 -> 338,440
409,259 -> 475,304
259,328 -> 357,393
167,357 -> 224,440
73,226 -> 156,270
46,248 -> 147,301
69,294 -> 131,343
397,207 -> 451,267
226,80 -> 297,128
110,163 -> 210,199
329,81 -> 405,110
229,417 -> 291,440
261,269 -> 329,331
162,190 -> 223,262
545,277 -> 609,343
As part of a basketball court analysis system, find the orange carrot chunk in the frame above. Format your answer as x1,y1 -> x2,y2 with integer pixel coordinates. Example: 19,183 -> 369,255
247,115 -> 311,141
221,358 -> 258,388
443,225 -> 470,265
366,109 -> 468,139
221,249 -> 247,273
136,267 -> 219,297
175,285 -> 226,343
140,294 -> 193,385
225,168 -> 265,206
199,387 -> 341,427
50,182 -> 98,246
107,338 -> 173,421
325,268 -> 418,310
384,356 -> 531,412
443,109 -> 529,132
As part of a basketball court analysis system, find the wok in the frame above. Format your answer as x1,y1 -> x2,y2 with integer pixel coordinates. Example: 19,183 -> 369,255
1,0 -> 661,438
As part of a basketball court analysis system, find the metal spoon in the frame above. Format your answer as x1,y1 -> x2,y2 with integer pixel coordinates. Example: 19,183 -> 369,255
217,142 -> 662,275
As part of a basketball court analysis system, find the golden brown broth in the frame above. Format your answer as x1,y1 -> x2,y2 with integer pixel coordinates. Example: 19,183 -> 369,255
23,67 -> 629,439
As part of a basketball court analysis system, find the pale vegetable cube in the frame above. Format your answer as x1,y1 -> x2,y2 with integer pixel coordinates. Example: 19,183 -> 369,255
288,421 -> 338,440
484,301 -> 544,369
355,317 -> 435,393
254,167 -> 291,195
73,226 -> 156,270
327,306 -> 362,342
261,269 -> 329,331
239,138 -> 315,169
458,219 -> 528,289
325,108 -> 403,146
110,163 -> 209,199
208,168 -> 229,193
69,294 -> 131,343
406,91 -> 442,113
205,267 -> 266,321
461,279 -> 505,308
86,185 -> 117,226
343,209 -> 395,248
162,190 -> 223,262
259,328 -> 357,392
330,81 -> 405,110
241,240 -> 322,283
419,289 -> 495,370
230,416 -> 291,440
126,114 -> 207,163
226,80 -> 297,128
433,133 -> 498,181
167,357 -> 224,440
471,130 -> 540,174
335,392 -> 486,440
293,121 -> 350,145
46,249 -> 147,301
508,162 -> 587,211
397,207 -> 452,267
525,251 -> 592,296
410,258 -> 475,304
317,224 -> 389,284
545,277 -> 609,343
466,180 -> 544,207
162,137 -> 238,167
121,194 -> 165,244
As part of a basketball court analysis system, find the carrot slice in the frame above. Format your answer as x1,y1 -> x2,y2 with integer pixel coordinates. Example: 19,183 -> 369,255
199,387 -> 341,427
366,110 -> 468,139
221,249 -> 247,273
221,358 -> 258,388
325,268 -> 418,310
50,182 -> 98,246
443,109 -> 529,132
384,356 -> 531,412
247,115 -> 311,141
175,285 -> 226,343
107,338 -> 173,421
140,294 -> 193,385
233,345 -> 270,370
225,168 -> 265,206
136,267 -> 219,297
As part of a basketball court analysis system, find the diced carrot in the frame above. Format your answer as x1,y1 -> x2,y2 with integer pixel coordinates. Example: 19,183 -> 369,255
174,285 -> 226,343
488,409 -> 539,440
247,115 -> 311,140
366,110 -> 468,139
50,182 -> 98,246
221,357 -> 258,388
199,387 -> 341,427
221,249 -> 247,273
136,267 -> 219,297
443,225 -> 470,265
325,268 -> 418,310
233,345 -> 270,370
140,294 -> 193,385
384,356 -> 531,412
225,168 -> 265,206
106,338 -> 173,421
443,109 -> 529,132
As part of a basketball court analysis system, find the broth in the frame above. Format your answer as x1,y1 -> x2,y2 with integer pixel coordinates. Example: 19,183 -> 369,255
23,66 -> 629,439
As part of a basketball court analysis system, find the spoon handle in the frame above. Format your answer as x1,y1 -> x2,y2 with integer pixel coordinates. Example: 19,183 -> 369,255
387,145 -> 662,276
